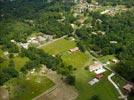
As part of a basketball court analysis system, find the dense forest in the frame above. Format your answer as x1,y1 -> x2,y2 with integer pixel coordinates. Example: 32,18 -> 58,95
0,0 -> 74,49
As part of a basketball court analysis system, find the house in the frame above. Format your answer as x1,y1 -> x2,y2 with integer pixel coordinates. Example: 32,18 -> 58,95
123,84 -> 134,93
69,47 -> 79,52
89,62 -> 106,74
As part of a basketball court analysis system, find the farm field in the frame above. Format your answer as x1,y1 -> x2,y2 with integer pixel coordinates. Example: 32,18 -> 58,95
41,38 -> 76,55
5,73 -> 54,100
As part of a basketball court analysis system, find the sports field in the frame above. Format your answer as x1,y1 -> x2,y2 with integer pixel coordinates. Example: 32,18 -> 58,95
41,38 -> 76,55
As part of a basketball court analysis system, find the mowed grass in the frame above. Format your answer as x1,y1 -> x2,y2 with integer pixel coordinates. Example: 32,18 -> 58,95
13,56 -> 29,70
75,68 -> 119,100
6,74 -> 54,100
61,51 -> 89,68
98,55 -> 116,63
41,38 -> 76,55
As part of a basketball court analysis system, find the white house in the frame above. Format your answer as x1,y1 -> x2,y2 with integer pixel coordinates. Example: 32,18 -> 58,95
89,62 -> 106,74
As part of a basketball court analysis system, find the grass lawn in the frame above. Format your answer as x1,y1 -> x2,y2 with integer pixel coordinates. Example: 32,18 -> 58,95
61,51 -> 89,68
13,56 -> 29,70
41,38 -> 76,55
98,55 -> 116,63
75,68 -> 119,100
112,74 -> 127,91
6,74 -> 54,100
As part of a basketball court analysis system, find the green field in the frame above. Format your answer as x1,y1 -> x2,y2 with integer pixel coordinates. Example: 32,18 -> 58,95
41,38 -> 76,55
6,74 -> 54,100
98,55 -> 116,63
112,74 -> 126,91
61,51 -> 89,68
13,56 -> 29,70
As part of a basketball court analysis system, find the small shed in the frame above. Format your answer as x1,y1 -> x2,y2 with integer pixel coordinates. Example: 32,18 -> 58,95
69,47 -> 79,52
96,74 -> 103,80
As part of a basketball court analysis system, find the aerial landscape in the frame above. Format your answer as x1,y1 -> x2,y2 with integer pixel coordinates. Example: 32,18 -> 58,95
0,0 -> 134,100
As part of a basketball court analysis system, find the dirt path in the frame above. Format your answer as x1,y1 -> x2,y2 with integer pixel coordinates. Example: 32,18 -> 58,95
33,66 -> 78,100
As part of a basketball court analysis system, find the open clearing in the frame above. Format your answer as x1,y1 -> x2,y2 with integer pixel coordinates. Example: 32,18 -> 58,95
41,38 -> 76,55
5,72 -> 54,100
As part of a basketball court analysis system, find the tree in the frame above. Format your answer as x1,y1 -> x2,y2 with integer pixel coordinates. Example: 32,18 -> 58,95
65,75 -> 75,85
90,95 -> 100,100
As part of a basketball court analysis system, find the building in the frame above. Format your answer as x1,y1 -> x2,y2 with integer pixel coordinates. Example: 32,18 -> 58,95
96,74 -> 103,80
89,62 -> 106,74
69,47 -> 79,52
123,84 -> 134,93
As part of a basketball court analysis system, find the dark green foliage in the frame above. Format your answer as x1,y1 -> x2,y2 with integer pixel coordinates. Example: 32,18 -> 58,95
20,47 -> 73,76
76,10 -> 134,82
90,95 -> 100,100
0,67 -> 19,85
65,74 -> 75,85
